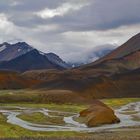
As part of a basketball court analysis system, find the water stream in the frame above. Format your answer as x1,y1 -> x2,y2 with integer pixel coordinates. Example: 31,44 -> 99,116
0,102 -> 140,132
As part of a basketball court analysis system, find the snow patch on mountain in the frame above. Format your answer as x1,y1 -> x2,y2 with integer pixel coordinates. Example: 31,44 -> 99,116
0,42 -> 71,71
0,45 -> 7,52
46,53 -> 70,68
39,51 -> 45,56
17,49 -> 21,52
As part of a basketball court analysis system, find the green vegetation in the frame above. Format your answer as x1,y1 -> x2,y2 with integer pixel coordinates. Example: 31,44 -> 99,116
132,115 -> 140,121
0,89 -> 140,139
120,111 -> 139,115
0,90 -> 40,103
18,112 -> 65,125
0,113 -> 86,138
0,103 -> 87,113
102,98 -> 140,108
0,101 -> 88,138
48,111 -> 72,117
0,89 -> 90,105
73,116 -> 86,124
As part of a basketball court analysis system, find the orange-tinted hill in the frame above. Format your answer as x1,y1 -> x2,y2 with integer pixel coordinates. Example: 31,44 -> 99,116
93,33 -> 140,64
23,33 -> 140,98
1,33 -> 140,99
23,68 -> 140,98
0,70 -> 40,89
80,33 -> 140,75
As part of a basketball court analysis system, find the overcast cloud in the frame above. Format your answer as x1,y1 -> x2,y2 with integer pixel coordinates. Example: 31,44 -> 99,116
0,0 -> 140,63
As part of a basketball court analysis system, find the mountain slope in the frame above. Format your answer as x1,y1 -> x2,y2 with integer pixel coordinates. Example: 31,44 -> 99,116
23,33 -> 140,98
0,70 -> 39,89
0,42 -> 70,72
0,49 -> 67,72
0,42 -> 33,61
85,46 -> 113,64
94,33 -> 140,63
46,53 -> 70,69
23,67 -> 140,98
80,33 -> 140,74
1,34 -> 140,99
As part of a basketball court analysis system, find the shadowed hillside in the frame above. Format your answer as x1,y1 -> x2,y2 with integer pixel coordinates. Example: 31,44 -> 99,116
0,33 -> 140,99
0,70 -> 40,89
92,33 -> 140,65
0,42 -> 70,72
22,68 -> 140,98
22,33 -> 140,99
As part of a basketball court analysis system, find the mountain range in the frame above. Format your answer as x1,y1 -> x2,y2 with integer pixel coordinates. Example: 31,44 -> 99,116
0,42 -> 111,71
0,33 -> 140,99
0,42 -> 70,72
22,33 -> 140,98
69,46 -> 113,67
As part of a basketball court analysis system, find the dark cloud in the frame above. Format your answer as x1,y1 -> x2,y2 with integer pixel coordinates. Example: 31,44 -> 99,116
0,0 -> 139,63
40,0 -> 140,31
1,0 -> 140,31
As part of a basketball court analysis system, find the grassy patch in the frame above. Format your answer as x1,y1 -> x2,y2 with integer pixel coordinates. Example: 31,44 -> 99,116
48,111 -> 73,117
0,103 -> 87,113
132,115 -> 140,121
102,98 -> 140,108
18,112 -> 65,125
0,113 -> 86,138
120,111 -> 139,115
0,103 -> 87,138
0,90 -> 140,138
73,116 -> 86,124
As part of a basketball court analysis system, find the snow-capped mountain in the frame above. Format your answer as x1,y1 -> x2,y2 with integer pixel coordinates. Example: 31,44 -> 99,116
0,42 -> 70,72
46,53 -> 70,69
0,42 -> 33,61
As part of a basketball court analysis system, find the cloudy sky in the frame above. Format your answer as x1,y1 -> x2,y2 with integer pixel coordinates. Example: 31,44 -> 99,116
0,0 -> 140,63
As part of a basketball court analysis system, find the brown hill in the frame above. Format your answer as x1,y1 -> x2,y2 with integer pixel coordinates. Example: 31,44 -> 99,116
1,33 -> 140,100
23,68 -> 140,98
80,33 -> 140,75
93,33 -> 140,64
0,70 -> 40,89
22,33 -> 140,99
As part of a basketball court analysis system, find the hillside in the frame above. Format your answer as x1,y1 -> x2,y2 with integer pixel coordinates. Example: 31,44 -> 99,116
80,33 -> 140,74
0,70 -> 40,89
22,68 -> 140,98
95,33 -> 140,63
0,50 -> 66,72
0,42 -> 70,72
0,33 -> 140,99
23,33 -> 140,98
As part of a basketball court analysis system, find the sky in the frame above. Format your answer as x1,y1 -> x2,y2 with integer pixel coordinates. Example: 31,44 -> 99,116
0,0 -> 140,63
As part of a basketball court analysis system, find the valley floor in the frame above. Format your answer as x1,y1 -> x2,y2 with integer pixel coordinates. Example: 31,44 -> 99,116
0,96 -> 140,140
0,127 -> 140,140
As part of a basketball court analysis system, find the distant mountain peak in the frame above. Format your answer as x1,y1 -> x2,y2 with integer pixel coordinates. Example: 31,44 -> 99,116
1,42 -> 10,46
0,41 -> 70,72
80,33 -> 140,75
14,42 -> 31,47
46,52 -> 70,68
92,33 -> 140,65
